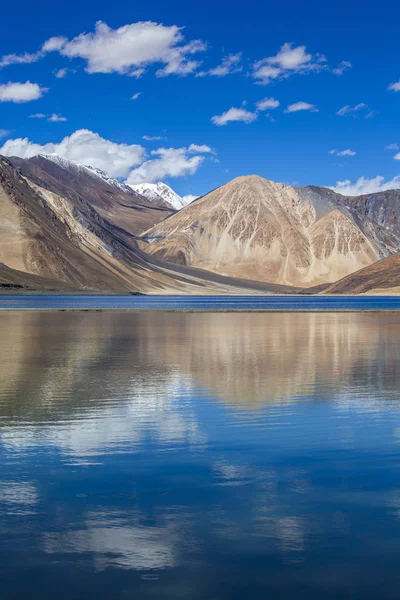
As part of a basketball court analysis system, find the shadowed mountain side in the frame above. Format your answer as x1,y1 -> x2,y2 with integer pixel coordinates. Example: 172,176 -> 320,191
141,176 -> 399,288
0,263 -> 83,292
8,154 -> 173,236
1,311 -> 399,417
324,253 -> 400,294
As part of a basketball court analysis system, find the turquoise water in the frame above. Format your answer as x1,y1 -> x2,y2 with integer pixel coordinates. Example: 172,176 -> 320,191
1,310 -> 400,599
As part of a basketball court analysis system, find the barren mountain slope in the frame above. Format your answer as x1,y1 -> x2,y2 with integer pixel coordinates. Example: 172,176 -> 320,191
323,253 -> 400,294
0,157 -> 298,294
140,175 -> 399,287
8,154 -> 172,236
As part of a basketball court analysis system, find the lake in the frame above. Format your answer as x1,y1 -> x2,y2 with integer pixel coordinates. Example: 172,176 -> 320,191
2,294 -> 400,311
1,309 -> 400,599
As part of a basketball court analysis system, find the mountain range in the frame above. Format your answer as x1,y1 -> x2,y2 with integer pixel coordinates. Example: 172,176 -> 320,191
1,153 -> 400,295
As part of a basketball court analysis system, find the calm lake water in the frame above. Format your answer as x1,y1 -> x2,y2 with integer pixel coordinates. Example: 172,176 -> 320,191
2,293 -> 400,310
1,310 -> 400,599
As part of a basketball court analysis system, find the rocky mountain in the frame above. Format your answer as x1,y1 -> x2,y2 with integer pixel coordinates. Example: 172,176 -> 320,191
140,175 -> 400,288
0,156 -> 294,294
323,253 -> 400,295
129,182 -> 194,211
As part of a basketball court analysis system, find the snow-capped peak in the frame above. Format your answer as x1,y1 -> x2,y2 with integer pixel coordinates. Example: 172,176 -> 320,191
36,155 -> 198,209
129,182 -> 196,211
37,153 -> 132,194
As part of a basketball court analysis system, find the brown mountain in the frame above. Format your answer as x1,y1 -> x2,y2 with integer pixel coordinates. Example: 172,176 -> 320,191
0,156 -> 296,294
140,175 -> 399,288
323,253 -> 400,295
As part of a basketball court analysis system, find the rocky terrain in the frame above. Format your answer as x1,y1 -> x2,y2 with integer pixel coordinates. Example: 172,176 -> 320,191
323,253 -> 400,295
0,156 -> 295,294
141,175 -> 399,288
2,154 -> 400,295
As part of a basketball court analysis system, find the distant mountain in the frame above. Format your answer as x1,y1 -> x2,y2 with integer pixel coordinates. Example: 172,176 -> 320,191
129,182 -> 195,211
140,175 -> 400,288
0,155 -> 287,294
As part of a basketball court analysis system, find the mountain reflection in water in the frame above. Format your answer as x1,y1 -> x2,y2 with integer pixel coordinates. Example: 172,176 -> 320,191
1,311 -> 400,600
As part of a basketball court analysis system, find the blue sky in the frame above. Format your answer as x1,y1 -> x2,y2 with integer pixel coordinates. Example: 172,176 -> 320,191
0,0 -> 399,197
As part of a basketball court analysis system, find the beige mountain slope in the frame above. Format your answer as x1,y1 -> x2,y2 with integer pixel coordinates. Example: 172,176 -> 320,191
0,157 -> 297,295
141,175 -> 399,288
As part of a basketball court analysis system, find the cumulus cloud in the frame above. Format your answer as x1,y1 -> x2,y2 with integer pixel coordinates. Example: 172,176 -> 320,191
336,103 -> 368,116
285,101 -> 318,113
256,97 -> 280,111
130,92 -> 142,100
394,153 -> 400,160
330,148 -> 356,156
0,81 -> 47,103
197,52 -> 242,77
332,60 -> 352,76
41,20 -> 206,77
211,106 -> 258,126
126,145 -> 210,184
331,175 -> 400,195
0,129 -> 145,179
385,143 -> 399,151
0,130 -> 212,184
252,43 -> 326,84
388,81 -> 400,92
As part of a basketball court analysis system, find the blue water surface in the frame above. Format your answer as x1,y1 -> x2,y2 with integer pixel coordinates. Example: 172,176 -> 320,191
1,310 -> 400,599
1,294 -> 400,310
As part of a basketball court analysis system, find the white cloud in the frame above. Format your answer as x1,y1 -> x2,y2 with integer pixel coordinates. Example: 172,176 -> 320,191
29,113 -> 67,122
43,20 -> 206,77
0,81 -> 47,103
188,143 -> 214,153
394,153 -> 400,160
48,113 -> 67,122
331,175 -> 400,195
130,92 -> 142,100
253,43 -> 326,84
256,97 -> 280,111
285,101 -> 318,113
336,103 -> 367,116
0,51 -> 43,68
332,60 -> 352,76
388,81 -> 400,92
182,194 -> 198,203
0,129 -> 10,138
386,143 -> 399,151
330,148 -> 356,156
0,130 -> 211,184
54,68 -> 69,78
197,52 -> 242,77
42,36 -> 68,52
0,129 -> 145,179
211,106 -> 258,126
142,135 -> 166,141
126,146 -> 207,184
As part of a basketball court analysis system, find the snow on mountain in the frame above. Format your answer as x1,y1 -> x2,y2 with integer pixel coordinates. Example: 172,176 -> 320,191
129,182 -> 197,211
38,154 -> 133,194
37,155 -> 198,210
